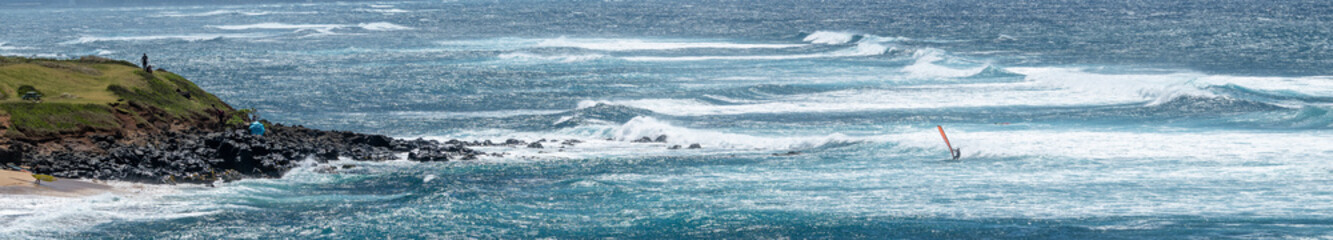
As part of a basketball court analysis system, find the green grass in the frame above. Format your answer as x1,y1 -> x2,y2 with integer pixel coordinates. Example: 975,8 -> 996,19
0,102 -> 118,136
0,56 -> 234,137
108,70 -> 229,118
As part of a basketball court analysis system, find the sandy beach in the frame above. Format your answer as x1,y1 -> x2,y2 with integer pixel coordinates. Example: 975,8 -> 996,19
0,170 -> 113,197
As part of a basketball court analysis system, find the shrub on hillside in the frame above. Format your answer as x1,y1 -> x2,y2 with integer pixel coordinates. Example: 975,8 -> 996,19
226,108 -> 256,127
16,85 -> 41,97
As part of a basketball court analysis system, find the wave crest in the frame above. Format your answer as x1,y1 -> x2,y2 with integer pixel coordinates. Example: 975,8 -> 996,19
153,10 -> 315,17
357,22 -> 414,31
610,116 -> 863,149
62,33 -> 268,44
535,37 -> 804,51
803,31 -> 858,44
211,22 -> 412,32
498,52 -> 605,63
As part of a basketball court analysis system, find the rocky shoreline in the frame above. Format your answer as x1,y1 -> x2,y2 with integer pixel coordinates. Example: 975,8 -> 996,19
0,123 -> 512,184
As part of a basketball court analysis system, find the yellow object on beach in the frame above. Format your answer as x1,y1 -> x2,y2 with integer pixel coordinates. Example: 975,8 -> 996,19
32,174 -> 57,182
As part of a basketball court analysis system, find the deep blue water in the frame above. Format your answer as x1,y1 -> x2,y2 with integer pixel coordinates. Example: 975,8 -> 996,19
2,0 -> 1333,239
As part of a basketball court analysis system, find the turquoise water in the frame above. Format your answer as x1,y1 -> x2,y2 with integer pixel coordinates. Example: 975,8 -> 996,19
2,0 -> 1333,238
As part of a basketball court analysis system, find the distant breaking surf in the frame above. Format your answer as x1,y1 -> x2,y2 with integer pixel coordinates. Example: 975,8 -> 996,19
152,10 -> 318,18
210,22 -> 413,31
62,33 -> 270,44
439,37 -> 805,51
533,38 -> 805,51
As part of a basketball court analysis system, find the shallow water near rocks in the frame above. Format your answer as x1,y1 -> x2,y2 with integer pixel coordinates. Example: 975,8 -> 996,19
3,0 -> 1333,238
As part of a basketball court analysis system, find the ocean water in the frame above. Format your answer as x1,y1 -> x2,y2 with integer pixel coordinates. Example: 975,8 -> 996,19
3,0 -> 1333,238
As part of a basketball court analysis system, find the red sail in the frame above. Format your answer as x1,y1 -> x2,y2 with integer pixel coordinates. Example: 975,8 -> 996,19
937,125 -> 953,156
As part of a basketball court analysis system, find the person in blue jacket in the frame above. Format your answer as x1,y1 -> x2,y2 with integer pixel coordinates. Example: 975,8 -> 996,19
249,121 -> 265,136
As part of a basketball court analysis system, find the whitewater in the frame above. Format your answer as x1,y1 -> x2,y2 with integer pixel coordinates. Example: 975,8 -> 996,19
2,0 -> 1333,238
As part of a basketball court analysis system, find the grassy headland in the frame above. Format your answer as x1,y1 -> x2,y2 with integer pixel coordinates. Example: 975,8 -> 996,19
0,55 -> 480,184
0,56 -> 233,139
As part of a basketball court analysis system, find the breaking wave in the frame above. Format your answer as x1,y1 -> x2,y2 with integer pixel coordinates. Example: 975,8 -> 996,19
357,8 -> 411,14
153,10 -> 316,17
210,22 -> 412,32
619,31 -> 908,61
534,37 -> 805,51
0,42 -> 33,50
803,31 -> 858,44
62,33 -> 269,44
902,48 -> 990,78
588,67 -> 1220,116
357,22 -> 414,31
621,40 -> 890,61
604,116 -> 868,149
497,52 -> 606,63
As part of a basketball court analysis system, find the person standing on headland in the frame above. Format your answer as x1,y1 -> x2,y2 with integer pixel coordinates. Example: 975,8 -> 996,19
211,105 -> 227,129
141,53 -> 149,72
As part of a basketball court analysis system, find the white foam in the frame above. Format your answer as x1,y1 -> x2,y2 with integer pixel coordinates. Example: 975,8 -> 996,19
700,94 -> 760,104
621,40 -> 889,61
1008,67 -> 1214,105
436,38 -> 541,51
534,37 -> 805,51
590,127 -> 1333,220
153,10 -> 315,17
210,22 -> 412,32
598,67 -> 1214,116
0,42 -> 33,50
357,22 -> 414,31
418,116 -> 871,157
438,37 -> 803,52
608,116 -> 860,149
901,48 -> 988,78
62,33 -> 269,44
497,52 -> 605,63
803,31 -> 857,44
365,109 -> 566,119
358,8 -> 411,14
211,23 -> 347,31
889,128 -> 1333,160
0,182 -> 214,238
1196,75 -> 1333,99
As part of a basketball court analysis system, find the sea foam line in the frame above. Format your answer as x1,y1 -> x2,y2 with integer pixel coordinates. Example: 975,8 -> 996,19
592,67 -> 1214,116
534,37 -> 805,51
438,37 -> 804,51
152,10 -> 317,17
620,32 -> 904,61
209,22 -> 413,32
62,33 -> 271,44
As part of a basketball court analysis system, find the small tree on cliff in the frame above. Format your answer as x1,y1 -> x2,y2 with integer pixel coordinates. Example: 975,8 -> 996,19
225,108 -> 256,128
